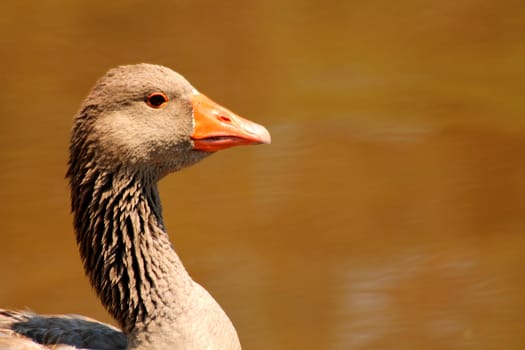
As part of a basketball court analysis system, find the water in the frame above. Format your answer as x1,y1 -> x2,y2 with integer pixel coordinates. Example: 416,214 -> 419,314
1,1 -> 525,349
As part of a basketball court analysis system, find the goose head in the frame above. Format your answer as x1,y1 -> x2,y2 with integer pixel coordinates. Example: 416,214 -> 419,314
70,63 -> 271,179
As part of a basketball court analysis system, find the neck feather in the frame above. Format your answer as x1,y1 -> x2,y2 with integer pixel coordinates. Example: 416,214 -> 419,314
69,163 -> 193,334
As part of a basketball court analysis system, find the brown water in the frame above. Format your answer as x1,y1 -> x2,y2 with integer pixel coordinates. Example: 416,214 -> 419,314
1,1 -> 525,349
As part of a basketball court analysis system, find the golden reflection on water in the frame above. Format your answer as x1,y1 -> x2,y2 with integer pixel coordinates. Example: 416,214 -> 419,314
1,1 -> 525,349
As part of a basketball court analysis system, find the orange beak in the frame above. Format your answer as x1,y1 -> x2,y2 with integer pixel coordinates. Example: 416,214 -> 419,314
190,91 -> 271,152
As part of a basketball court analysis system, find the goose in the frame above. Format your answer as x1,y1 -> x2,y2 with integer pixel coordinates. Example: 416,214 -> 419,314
0,63 -> 271,350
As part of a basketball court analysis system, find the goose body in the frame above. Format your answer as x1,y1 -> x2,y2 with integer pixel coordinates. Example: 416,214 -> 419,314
0,64 -> 270,349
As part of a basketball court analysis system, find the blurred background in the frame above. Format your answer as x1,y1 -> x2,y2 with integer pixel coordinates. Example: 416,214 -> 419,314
1,1 -> 525,349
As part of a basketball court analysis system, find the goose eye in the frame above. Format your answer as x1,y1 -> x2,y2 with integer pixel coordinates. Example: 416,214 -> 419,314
146,92 -> 168,108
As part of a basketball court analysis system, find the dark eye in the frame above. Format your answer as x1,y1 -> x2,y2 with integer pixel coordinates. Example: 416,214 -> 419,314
146,92 -> 168,108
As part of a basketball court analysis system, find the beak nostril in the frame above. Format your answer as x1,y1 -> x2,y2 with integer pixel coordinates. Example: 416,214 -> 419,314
218,115 -> 232,123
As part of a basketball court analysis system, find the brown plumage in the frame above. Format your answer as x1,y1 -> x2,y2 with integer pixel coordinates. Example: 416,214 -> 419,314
0,64 -> 270,349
